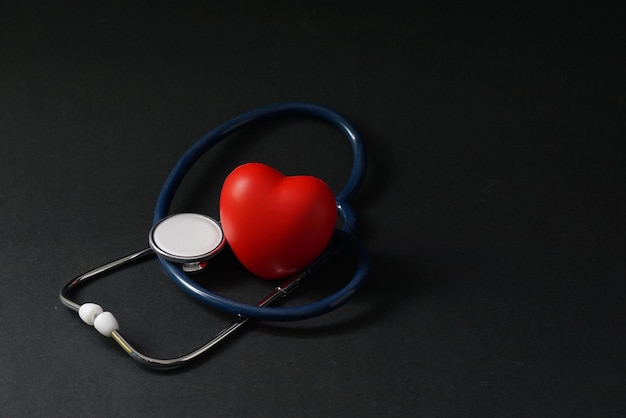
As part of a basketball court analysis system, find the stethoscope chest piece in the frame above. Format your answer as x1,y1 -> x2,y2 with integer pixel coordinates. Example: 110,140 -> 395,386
149,213 -> 225,272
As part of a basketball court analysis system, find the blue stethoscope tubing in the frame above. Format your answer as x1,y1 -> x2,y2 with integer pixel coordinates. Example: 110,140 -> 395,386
154,102 -> 370,321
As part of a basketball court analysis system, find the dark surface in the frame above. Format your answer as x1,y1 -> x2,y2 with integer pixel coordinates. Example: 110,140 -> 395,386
1,2 -> 625,417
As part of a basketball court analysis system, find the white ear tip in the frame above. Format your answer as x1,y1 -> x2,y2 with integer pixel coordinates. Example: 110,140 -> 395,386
93,312 -> 119,337
79,303 -> 103,326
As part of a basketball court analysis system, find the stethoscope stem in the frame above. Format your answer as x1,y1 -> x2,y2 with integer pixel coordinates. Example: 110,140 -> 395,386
60,248 -> 308,369
111,317 -> 248,369
112,271 -> 306,370
59,248 -> 154,311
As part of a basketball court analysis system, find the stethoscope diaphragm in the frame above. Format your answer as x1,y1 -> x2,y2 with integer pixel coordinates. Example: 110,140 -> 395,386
149,213 -> 225,272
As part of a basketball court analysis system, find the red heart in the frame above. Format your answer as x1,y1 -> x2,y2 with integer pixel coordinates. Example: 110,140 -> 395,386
219,163 -> 337,280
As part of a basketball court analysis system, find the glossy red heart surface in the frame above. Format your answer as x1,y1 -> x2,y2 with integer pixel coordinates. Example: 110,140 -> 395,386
219,163 -> 337,279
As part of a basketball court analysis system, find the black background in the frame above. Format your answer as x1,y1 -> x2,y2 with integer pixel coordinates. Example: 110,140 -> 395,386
1,1 -> 625,417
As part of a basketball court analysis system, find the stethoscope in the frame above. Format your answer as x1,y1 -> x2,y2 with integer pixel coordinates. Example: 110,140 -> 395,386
59,102 -> 370,369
